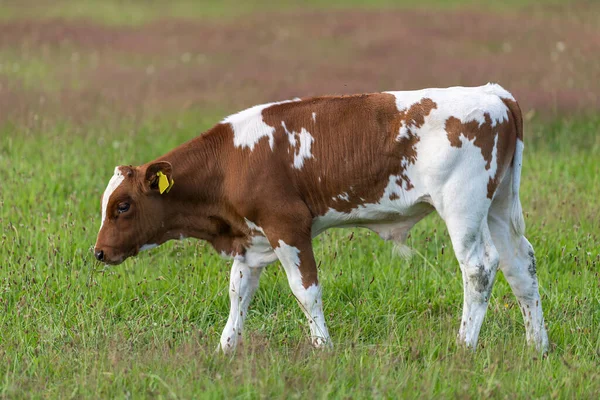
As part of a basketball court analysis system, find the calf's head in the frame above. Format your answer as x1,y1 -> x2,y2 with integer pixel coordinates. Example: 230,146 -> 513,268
94,161 -> 174,264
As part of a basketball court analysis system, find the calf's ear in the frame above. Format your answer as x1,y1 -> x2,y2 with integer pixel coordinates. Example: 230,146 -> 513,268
144,161 -> 174,194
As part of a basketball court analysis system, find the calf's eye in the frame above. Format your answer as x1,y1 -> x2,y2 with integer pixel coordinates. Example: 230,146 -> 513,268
117,202 -> 130,213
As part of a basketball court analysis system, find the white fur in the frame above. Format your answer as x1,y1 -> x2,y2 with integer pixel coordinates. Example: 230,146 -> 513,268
224,99 -> 299,151
336,192 -> 350,201
219,260 -> 264,353
219,250 -> 244,261
139,244 -> 157,252
385,84 -> 510,128
234,220 -> 277,267
294,128 -> 315,169
100,167 -> 124,229
398,125 -> 410,141
244,218 -> 265,234
482,82 -> 515,101
242,235 -> 278,268
274,240 -> 300,269
281,122 -> 315,169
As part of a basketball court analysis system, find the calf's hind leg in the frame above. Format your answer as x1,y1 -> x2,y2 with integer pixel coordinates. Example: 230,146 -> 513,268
444,213 -> 500,350
488,185 -> 549,352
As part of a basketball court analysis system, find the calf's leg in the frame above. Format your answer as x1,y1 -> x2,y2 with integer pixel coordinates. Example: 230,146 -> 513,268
219,259 -> 264,353
488,188 -> 549,352
273,238 -> 331,348
445,215 -> 500,350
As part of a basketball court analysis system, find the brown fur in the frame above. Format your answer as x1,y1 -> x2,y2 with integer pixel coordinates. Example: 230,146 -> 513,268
257,94 -> 437,216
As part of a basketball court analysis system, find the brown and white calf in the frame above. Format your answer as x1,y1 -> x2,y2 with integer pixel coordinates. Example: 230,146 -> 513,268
94,84 -> 548,353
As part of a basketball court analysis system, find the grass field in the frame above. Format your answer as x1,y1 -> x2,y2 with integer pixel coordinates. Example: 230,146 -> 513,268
1,1 -> 599,398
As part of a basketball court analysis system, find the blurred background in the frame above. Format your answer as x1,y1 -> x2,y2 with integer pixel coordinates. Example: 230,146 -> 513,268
1,0 -> 598,127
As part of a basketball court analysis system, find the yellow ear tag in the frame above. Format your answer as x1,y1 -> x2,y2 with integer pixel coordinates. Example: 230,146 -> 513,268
157,171 -> 173,194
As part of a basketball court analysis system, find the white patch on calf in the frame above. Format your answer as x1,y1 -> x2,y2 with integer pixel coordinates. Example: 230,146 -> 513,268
386,84 -> 511,140
241,219 -> 277,267
312,112 -> 316,122
275,240 -> 301,274
219,259 -> 265,353
223,99 -> 299,151
220,250 -> 245,261
397,125 -> 412,141
490,134 -> 499,177
482,82 -> 515,101
294,128 -> 314,169
281,121 -> 314,169
281,121 -> 296,147
139,244 -> 157,252
244,218 -> 266,234
244,235 -> 278,267
100,167 -> 125,229
336,192 -> 350,201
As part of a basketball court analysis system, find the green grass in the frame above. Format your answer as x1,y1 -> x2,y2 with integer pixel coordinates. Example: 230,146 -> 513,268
0,111 -> 599,398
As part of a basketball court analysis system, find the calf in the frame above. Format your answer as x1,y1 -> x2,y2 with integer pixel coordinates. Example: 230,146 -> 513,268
94,84 -> 548,353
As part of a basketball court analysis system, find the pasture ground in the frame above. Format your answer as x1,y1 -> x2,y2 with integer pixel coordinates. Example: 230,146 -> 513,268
1,1 -> 599,398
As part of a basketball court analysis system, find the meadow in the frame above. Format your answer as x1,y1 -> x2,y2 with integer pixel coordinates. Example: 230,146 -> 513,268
0,1 -> 599,398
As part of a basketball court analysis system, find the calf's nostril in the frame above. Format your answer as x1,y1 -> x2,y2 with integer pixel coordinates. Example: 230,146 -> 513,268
95,250 -> 104,261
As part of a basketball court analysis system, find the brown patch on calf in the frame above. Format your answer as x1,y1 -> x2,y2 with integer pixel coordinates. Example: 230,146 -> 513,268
444,103 -> 518,199
259,95 -> 437,216
399,98 -> 438,129
445,114 -> 498,170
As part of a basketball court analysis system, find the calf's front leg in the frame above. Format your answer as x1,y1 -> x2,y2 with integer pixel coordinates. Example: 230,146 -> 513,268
272,238 -> 331,348
219,259 -> 264,353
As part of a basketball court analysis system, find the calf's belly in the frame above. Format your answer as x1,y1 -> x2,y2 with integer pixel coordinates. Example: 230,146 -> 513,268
311,198 -> 433,238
